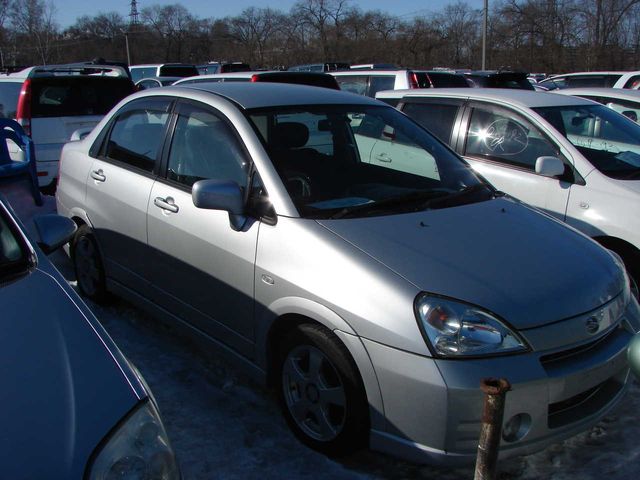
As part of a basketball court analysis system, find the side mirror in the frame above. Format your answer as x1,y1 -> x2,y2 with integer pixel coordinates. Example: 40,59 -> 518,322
70,127 -> 93,141
32,214 -> 77,254
535,156 -> 565,178
192,179 -> 245,230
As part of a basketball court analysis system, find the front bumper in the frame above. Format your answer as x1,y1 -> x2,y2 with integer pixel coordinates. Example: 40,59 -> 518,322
364,299 -> 640,465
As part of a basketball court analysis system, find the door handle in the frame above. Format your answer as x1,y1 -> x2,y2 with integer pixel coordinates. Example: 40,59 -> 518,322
91,169 -> 106,182
375,153 -> 392,162
154,196 -> 179,213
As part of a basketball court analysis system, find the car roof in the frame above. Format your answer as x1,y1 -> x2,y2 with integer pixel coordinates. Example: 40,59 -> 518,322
171,82 -> 379,109
553,87 -> 640,101
375,87 -> 595,108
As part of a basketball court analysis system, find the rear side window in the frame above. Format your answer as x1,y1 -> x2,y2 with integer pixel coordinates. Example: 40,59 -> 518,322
0,82 -> 21,118
30,78 -> 134,118
402,102 -> 461,144
104,98 -> 172,172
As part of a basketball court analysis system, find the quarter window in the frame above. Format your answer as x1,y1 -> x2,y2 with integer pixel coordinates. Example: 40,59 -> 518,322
464,104 -> 559,171
104,99 -> 172,172
167,103 -> 249,188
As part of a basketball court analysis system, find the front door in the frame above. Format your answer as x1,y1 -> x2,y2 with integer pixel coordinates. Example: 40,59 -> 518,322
460,102 -> 573,220
145,100 -> 258,356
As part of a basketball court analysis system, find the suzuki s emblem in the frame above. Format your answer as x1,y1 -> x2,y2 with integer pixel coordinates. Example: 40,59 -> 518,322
585,316 -> 600,335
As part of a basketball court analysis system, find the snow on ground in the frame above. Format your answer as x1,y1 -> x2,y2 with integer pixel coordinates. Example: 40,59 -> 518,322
5,182 -> 640,479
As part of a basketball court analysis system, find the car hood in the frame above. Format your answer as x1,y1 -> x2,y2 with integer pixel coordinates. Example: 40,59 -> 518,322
0,268 -> 139,479
317,197 -> 624,329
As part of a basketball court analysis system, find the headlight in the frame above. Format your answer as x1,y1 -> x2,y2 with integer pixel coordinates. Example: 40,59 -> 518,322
87,400 -> 180,480
414,293 -> 528,357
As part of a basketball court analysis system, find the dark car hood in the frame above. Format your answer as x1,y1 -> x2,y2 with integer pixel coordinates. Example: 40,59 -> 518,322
0,268 -> 139,479
317,197 -> 624,329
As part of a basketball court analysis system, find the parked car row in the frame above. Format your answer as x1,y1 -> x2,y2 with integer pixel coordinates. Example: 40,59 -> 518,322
54,81 -> 640,466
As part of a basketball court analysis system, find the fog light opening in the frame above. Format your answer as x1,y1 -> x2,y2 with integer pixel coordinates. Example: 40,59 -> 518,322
502,413 -> 531,442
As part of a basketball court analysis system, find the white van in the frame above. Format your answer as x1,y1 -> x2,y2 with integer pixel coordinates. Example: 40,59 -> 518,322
0,63 -> 135,191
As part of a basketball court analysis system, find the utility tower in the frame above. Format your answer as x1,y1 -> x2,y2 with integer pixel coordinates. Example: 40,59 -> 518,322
129,0 -> 140,26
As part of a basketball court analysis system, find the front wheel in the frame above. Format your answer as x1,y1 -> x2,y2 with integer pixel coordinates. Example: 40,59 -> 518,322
277,323 -> 369,456
71,225 -> 108,303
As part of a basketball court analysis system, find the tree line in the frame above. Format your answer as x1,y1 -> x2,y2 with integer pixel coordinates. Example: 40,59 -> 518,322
2,0 -> 640,74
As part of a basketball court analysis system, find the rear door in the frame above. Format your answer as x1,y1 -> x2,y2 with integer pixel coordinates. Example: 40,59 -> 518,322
85,97 -> 173,290
145,99 -> 258,356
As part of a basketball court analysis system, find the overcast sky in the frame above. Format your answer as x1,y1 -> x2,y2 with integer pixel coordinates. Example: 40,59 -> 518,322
55,0 -> 486,27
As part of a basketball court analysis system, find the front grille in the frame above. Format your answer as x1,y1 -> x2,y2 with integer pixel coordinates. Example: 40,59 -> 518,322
540,324 -> 621,367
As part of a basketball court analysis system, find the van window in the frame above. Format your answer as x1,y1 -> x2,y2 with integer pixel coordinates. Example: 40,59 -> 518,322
0,82 -> 21,118
30,77 -> 133,118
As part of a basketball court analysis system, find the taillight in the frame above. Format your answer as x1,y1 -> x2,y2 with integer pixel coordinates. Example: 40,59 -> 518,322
16,79 -> 32,136
409,72 -> 419,89
250,74 -> 259,82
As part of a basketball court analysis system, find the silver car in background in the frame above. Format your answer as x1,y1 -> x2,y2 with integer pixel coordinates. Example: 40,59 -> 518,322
56,83 -> 640,464
0,196 -> 179,478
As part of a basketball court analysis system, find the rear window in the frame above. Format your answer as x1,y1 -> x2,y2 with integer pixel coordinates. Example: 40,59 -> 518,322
428,72 -> 469,88
158,65 -> 198,77
0,82 -> 21,118
30,77 -> 134,118
566,75 -> 622,88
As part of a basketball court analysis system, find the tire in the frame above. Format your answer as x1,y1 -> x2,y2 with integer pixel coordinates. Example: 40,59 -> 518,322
71,225 -> 108,303
277,323 -> 369,456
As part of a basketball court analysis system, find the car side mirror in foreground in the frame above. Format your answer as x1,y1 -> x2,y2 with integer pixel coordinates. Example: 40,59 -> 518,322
192,179 -> 246,230
535,156 -> 565,178
33,214 -> 77,254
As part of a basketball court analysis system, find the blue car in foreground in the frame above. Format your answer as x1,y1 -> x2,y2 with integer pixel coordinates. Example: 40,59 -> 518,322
0,196 -> 179,479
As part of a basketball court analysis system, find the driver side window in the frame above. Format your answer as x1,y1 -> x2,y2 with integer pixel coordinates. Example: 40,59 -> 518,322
464,104 -> 559,172
167,103 -> 249,189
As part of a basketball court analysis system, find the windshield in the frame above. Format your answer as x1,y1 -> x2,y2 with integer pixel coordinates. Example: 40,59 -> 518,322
534,104 -> 640,179
0,202 -> 33,281
248,104 -> 491,219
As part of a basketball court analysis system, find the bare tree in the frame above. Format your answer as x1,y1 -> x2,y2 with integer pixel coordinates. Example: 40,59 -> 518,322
229,7 -> 285,66
142,4 -> 197,61
9,0 -> 58,64
292,0 -> 352,58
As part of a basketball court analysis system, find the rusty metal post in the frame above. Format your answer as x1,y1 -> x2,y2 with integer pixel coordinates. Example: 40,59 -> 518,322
474,378 -> 511,480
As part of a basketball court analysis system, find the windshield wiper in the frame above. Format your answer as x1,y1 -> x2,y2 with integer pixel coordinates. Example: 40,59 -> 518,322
328,189 -> 453,219
327,185 -> 496,219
